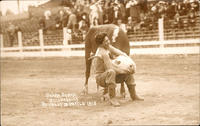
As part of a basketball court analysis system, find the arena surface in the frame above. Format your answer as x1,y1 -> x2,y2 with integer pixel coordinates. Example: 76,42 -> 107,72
1,55 -> 200,125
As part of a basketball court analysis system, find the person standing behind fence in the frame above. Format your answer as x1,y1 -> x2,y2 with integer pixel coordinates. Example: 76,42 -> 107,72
7,23 -> 16,47
44,9 -> 52,31
89,2 -> 100,26
58,10 -> 64,28
129,0 -> 141,23
66,9 -> 77,33
112,2 -> 123,24
39,17 -> 46,30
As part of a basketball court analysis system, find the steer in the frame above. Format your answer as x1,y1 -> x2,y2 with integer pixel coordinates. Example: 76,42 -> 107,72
83,24 -> 130,96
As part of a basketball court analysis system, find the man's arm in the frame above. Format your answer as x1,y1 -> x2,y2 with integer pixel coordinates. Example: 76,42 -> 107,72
108,45 -> 128,57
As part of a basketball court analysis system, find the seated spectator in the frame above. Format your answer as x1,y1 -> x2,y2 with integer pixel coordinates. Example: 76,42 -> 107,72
177,1 -> 189,16
173,12 -> 182,29
190,0 -> 199,15
140,13 -> 148,30
188,8 -> 196,27
165,1 -> 176,20
145,11 -> 154,30
7,23 -> 16,47
126,16 -> 134,33
150,3 -> 159,25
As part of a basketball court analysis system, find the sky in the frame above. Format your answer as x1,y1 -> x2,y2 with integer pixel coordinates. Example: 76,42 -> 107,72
0,0 -> 49,15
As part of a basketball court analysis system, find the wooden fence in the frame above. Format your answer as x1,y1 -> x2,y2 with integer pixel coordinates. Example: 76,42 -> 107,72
1,18 -> 200,58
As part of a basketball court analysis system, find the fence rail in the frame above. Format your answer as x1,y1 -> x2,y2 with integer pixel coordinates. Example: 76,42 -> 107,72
1,37 -> 199,58
1,19 -> 200,58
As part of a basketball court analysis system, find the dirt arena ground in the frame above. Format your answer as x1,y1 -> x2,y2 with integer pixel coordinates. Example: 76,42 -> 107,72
1,55 -> 200,126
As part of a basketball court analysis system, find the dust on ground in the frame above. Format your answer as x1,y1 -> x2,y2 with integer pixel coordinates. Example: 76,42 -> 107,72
1,55 -> 200,125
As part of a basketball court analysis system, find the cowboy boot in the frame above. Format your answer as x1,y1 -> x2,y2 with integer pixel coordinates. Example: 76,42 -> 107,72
127,85 -> 144,101
102,87 -> 109,101
108,84 -> 120,107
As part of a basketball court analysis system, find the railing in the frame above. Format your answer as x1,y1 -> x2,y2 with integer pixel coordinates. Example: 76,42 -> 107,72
1,18 -> 200,58
1,32 -> 199,58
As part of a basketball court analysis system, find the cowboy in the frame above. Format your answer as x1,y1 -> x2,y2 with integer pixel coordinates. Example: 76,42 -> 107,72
93,32 -> 143,107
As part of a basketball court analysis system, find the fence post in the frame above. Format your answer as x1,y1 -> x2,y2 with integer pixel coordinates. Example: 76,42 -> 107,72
0,34 -> 3,55
63,27 -> 71,56
39,29 -> 45,57
18,31 -> 24,58
158,17 -> 164,48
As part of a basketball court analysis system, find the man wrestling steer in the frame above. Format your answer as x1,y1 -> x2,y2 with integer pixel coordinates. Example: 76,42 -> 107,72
84,24 -> 130,96
93,32 -> 143,107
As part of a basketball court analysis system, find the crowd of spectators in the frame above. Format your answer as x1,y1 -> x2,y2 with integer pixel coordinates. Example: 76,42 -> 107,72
39,0 -> 199,34
4,0 -> 200,46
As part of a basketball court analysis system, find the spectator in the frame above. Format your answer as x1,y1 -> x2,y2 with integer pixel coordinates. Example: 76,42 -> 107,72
83,0 -> 91,15
58,10 -> 65,28
190,0 -> 199,15
39,17 -> 45,29
75,6 -> 84,23
66,9 -> 77,32
79,18 -> 89,41
173,12 -> 182,29
125,0 -> 131,21
129,0 -> 141,23
97,0 -> 104,25
105,2 -> 114,24
55,16 -> 61,29
166,1 -> 177,20
79,14 -> 89,32
89,1 -> 104,26
44,9 -> 53,31
89,2 -> 100,26
140,0 -> 148,14
44,9 -> 51,20
112,2 -> 123,24
177,1 -> 189,16
126,16 -> 134,33
144,12 -> 154,30
103,9 -> 110,24
150,3 -> 160,28
157,1 -> 167,18
62,0 -> 73,7
188,8 -> 196,28
7,23 -> 16,47
117,0 -> 126,22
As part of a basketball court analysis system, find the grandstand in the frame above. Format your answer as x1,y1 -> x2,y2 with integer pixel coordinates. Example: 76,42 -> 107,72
1,0 -> 200,56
